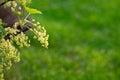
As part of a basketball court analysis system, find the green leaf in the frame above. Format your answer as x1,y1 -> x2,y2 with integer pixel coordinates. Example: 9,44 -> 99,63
25,7 -> 42,14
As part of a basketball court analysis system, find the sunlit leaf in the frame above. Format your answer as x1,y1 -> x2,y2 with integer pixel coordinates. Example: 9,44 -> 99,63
25,7 -> 42,14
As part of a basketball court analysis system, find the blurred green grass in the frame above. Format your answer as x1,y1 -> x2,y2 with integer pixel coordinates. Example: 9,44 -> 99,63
5,0 -> 120,80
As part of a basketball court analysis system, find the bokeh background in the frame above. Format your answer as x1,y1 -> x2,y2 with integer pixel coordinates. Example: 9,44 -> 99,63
5,0 -> 120,80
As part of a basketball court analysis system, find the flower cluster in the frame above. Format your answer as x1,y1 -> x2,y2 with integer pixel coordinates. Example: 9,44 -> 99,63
5,22 -> 30,48
10,1 -> 22,15
0,0 -> 49,80
29,20 -> 49,48
10,32 -> 30,48
17,0 -> 31,6
31,27 -> 49,48
4,1 -> 21,15
0,38 -> 20,80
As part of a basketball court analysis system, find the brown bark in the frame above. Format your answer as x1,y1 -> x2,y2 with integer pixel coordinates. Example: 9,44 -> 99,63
0,0 -> 32,40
